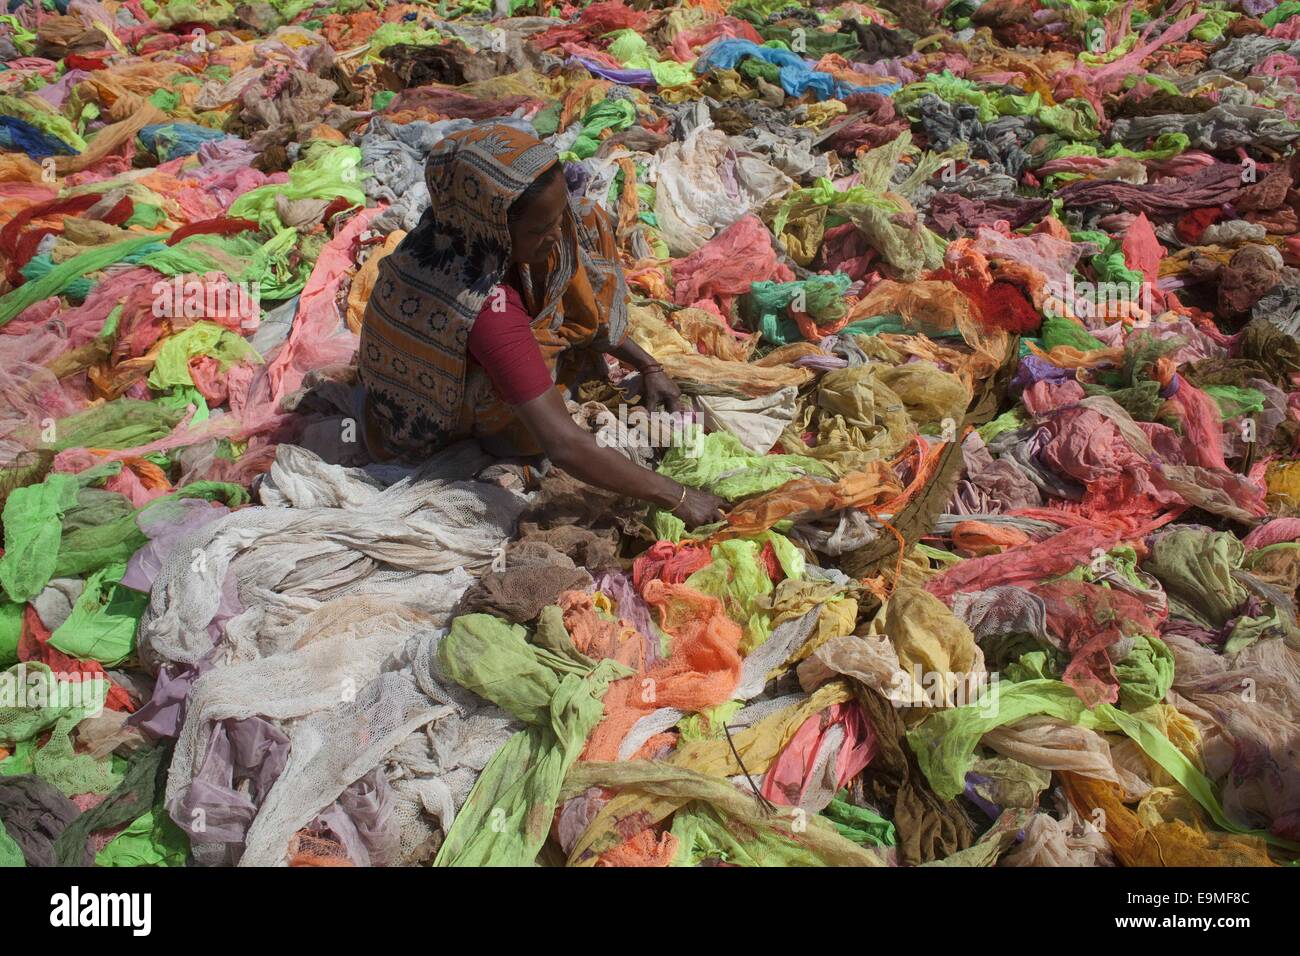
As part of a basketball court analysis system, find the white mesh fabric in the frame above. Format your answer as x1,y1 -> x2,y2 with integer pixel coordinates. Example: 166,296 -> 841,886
143,443 -> 527,866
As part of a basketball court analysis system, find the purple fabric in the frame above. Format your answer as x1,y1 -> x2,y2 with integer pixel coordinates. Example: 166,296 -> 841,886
963,773 -> 1002,821
565,56 -> 656,86
32,69 -> 91,108
121,497 -> 230,593
168,716 -> 290,855
852,56 -> 916,83
564,160 -> 589,196
1010,355 -> 1073,395
127,657 -> 214,739
594,570 -> 660,665
310,768 -> 399,866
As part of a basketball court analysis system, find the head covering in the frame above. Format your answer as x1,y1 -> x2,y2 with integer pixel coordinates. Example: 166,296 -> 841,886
359,122 -> 628,459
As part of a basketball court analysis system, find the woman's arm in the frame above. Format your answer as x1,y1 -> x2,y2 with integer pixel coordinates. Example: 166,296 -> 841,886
511,387 -> 726,527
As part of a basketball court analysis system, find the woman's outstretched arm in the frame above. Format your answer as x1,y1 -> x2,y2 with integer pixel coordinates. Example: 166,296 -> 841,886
510,387 -> 726,527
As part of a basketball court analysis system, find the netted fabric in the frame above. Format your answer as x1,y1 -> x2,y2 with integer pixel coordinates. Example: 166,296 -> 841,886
982,716 -> 1152,800
139,444 -> 525,669
1161,632 -> 1300,837
133,444 -> 526,866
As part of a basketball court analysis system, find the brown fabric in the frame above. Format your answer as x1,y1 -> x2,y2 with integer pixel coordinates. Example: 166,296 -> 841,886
852,685 -> 976,865
459,562 -> 594,624
511,525 -> 623,569
0,775 -> 87,867
1218,245 -> 1281,317
516,469 -> 643,537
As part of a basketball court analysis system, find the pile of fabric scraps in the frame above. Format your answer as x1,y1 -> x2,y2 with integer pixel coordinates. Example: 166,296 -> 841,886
3,0 -> 1300,868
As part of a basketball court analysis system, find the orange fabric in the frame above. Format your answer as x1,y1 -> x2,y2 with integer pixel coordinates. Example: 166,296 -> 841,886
581,581 -> 742,763
722,460 -> 902,537
345,230 -> 405,333
951,519 -> 1030,555
596,828 -> 678,867
561,590 -> 645,672
1058,773 -> 1276,867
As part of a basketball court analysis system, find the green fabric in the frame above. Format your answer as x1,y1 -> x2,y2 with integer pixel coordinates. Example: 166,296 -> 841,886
606,31 -> 695,87
1040,315 -> 1106,351
43,399 -> 185,452
47,562 -> 147,667
683,532 -> 802,652
669,798 -> 856,866
658,427 -> 833,500
50,482 -> 247,585
741,273 -> 854,345
1114,635 -> 1175,712
433,610 -> 632,866
677,699 -> 744,740
95,805 -> 190,867
0,473 -> 79,602
685,539 -> 776,652
147,320 -> 263,393
0,662 -> 115,798
54,744 -> 173,866
229,144 -> 366,232
1203,385 -> 1266,421
1142,527 -> 1248,628
0,600 -> 21,668
1264,0 -> 1300,27
0,236 -> 165,327
566,99 -> 637,162
0,817 -> 23,867
0,93 -> 85,151
821,790 -> 897,848
905,667 -> 1298,851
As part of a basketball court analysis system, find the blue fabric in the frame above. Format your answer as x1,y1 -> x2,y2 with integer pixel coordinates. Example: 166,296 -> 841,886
694,39 -> 899,101
0,116 -> 77,158
566,56 -> 657,87
138,123 -> 233,161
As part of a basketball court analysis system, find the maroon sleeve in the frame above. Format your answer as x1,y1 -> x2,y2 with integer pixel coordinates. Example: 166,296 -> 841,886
468,285 -> 554,406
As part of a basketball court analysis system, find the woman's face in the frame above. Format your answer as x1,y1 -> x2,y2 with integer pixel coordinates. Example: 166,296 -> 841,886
508,174 -> 568,266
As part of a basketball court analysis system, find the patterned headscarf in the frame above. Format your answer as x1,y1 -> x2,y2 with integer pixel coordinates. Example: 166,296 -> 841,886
359,122 -> 627,459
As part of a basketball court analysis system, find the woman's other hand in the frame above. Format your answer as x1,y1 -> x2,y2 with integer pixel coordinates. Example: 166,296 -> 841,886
641,367 -> 686,415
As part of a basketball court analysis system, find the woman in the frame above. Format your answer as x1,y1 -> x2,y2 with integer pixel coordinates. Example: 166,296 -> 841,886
358,122 -> 727,527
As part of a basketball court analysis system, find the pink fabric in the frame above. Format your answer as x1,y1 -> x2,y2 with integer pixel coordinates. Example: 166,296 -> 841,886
1242,517 -> 1300,551
927,525 -> 1121,601
671,215 -> 794,317
1164,377 -> 1228,471
262,208 -> 380,408
759,702 -> 876,807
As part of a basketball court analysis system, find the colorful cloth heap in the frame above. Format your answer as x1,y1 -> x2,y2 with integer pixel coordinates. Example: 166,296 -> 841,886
1,0 -> 1299,869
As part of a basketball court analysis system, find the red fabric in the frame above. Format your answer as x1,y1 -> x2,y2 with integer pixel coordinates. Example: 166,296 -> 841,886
17,605 -> 135,713
467,283 -> 553,406
1175,207 -> 1222,244
0,192 -> 102,283
759,701 -> 876,807
632,539 -> 714,589
166,217 -> 259,245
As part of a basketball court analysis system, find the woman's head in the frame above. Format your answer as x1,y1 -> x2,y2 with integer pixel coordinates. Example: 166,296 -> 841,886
507,162 -> 567,266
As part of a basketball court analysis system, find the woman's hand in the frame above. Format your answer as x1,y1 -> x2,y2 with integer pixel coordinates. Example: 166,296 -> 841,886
673,487 -> 728,528
642,367 -> 686,414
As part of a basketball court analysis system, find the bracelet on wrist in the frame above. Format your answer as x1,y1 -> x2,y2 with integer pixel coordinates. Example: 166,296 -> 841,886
669,483 -> 688,512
